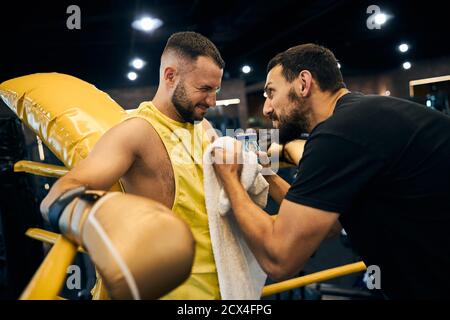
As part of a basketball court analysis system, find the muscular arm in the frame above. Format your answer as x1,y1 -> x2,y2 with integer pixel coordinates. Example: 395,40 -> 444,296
264,174 -> 291,204
213,142 -> 340,281
221,174 -> 340,281
40,118 -> 146,215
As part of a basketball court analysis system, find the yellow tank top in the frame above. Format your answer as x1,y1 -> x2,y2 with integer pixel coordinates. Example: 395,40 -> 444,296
124,101 -> 220,300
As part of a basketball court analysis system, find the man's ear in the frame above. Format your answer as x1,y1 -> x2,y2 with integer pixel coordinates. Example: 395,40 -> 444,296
298,70 -> 313,97
163,66 -> 177,87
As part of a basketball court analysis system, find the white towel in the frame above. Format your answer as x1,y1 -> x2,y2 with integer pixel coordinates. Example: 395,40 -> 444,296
203,136 -> 268,300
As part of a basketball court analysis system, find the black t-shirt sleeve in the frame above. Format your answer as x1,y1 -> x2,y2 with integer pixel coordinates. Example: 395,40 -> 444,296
285,133 -> 385,214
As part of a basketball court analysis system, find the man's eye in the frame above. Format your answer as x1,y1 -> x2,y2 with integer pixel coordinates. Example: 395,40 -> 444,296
200,87 -> 215,93
264,89 -> 273,98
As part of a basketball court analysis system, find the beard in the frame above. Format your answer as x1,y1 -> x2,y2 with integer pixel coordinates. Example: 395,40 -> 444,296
171,80 -> 196,123
277,88 -> 312,144
171,80 -> 209,123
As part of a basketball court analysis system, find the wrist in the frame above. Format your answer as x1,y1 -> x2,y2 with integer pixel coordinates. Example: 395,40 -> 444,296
221,172 -> 241,193
221,171 -> 240,184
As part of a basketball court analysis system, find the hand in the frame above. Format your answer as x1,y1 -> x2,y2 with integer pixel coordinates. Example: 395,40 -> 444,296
212,140 -> 243,183
268,140 -> 306,166
268,142 -> 284,160
40,185 -> 87,226
284,140 -> 306,165
257,150 -> 276,176
256,151 -> 271,169
40,196 -> 52,218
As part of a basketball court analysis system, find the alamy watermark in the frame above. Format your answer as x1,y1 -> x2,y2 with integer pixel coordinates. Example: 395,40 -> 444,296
168,125 -> 281,175
66,5 -> 81,30
66,265 -> 81,290
365,265 -> 381,290
366,5 -> 382,30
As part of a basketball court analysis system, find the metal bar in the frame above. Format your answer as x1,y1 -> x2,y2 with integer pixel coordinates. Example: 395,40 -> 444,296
261,261 -> 367,297
26,228 -> 86,253
14,160 -> 68,178
20,235 -> 78,300
409,74 -> 450,97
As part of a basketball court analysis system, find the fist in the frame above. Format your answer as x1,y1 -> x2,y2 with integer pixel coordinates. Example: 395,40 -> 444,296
212,140 -> 243,182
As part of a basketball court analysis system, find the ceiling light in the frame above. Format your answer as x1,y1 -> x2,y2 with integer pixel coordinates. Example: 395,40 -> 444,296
241,65 -> 251,74
374,13 -> 387,25
127,71 -> 138,81
398,44 -> 409,53
132,16 -> 163,32
402,62 -> 411,70
216,99 -> 240,106
131,58 -> 145,69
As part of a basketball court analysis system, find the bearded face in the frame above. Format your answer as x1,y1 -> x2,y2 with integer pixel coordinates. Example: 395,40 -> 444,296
171,79 -> 216,123
171,80 -> 197,123
170,56 -> 223,123
276,88 -> 312,144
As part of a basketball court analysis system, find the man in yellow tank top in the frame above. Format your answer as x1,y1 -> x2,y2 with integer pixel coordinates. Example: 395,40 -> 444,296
41,32 -> 225,299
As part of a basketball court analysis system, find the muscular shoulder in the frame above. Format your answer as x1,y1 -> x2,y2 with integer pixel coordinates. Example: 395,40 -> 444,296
118,117 -> 158,137
108,117 -> 163,157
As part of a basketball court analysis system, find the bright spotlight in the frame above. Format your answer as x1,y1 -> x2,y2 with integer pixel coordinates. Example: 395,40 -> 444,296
132,16 -> 163,32
131,58 -> 145,69
337,62 -> 341,69
127,71 -> 138,81
241,65 -> 251,74
374,13 -> 387,25
402,62 -> 411,70
399,44 -> 409,53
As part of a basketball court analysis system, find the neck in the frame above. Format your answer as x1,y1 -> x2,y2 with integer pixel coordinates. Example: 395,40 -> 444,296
309,88 -> 349,129
152,88 -> 185,123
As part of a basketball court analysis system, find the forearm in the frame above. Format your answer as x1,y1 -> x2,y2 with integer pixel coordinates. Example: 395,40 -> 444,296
221,175 -> 279,273
268,140 -> 305,167
40,175 -> 86,215
326,220 -> 342,239
264,174 -> 291,204
284,140 -> 305,166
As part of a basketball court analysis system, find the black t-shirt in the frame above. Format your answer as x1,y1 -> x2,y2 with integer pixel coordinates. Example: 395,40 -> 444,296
285,92 -> 450,299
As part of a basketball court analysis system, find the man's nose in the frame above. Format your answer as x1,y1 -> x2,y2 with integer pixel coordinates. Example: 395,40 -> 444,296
263,98 -> 273,118
206,92 -> 216,107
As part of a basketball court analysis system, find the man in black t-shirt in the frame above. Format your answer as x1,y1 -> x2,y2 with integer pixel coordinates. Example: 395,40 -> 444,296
212,43 -> 450,299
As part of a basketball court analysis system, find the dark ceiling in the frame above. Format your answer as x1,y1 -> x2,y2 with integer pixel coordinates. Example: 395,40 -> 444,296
1,0 -> 450,90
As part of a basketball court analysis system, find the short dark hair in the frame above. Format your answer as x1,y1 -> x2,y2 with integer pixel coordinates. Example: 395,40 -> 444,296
163,31 -> 225,69
267,44 -> 345,93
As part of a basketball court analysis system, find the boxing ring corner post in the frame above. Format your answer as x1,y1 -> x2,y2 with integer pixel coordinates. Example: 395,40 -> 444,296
20,235 -> 78,300
12,160 -> 74,299
15,160 -> 113,300
24,228 -> 110,300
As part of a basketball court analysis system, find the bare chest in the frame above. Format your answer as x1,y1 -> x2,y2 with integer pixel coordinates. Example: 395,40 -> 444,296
121,137 -> 175,209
